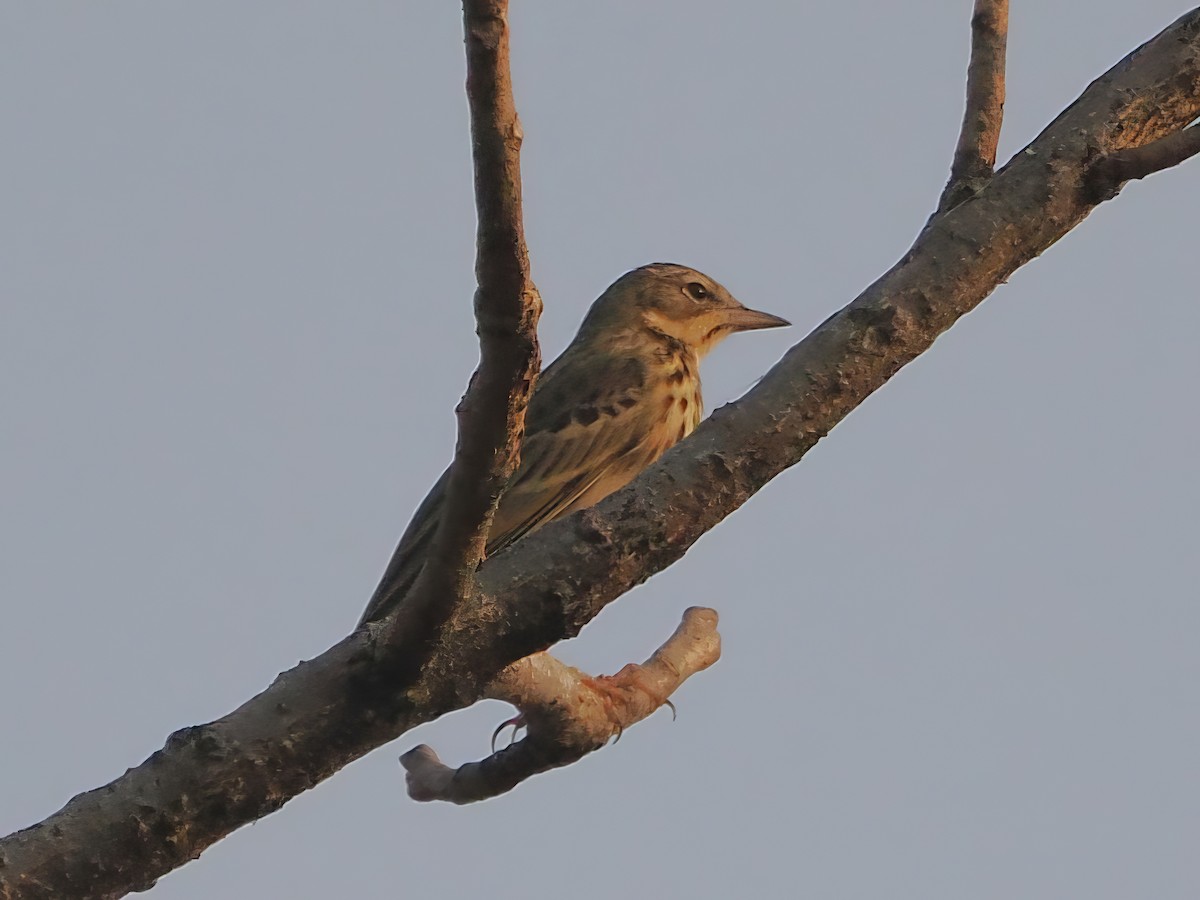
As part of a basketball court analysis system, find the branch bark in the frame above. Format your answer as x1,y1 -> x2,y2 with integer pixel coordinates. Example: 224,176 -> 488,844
4,7 -> 1200,899
938,0 -> 1009,212
1085,123 -> 1200,200
401,607 -> 720,804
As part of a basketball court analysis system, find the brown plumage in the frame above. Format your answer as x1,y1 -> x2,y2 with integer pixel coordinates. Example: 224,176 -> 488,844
359,263 -> 788,625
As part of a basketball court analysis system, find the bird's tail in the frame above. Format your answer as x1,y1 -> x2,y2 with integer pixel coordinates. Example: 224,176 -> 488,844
357,466 -> 450,626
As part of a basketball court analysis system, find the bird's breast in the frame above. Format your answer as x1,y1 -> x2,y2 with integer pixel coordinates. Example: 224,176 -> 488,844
657,349 -> 703,447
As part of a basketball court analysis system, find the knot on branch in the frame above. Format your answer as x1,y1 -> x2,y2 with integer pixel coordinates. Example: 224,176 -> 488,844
1082,126 -> 1200,203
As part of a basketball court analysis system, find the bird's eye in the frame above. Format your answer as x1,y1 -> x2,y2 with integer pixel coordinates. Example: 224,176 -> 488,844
684,282 -> 709,301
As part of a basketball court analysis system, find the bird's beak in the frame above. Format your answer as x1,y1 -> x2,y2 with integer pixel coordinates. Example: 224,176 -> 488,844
723,305 -> 791,332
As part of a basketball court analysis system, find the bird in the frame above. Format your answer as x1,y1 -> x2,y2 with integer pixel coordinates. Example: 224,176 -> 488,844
359,263 -> 789,626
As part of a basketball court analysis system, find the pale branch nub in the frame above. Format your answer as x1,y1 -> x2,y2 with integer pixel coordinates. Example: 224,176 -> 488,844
400,607 -> 721,804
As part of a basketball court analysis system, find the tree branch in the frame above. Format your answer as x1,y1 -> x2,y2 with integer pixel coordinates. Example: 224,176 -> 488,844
401,607 -> 720,804
938,0 -> 1009,212
4,7 -> 1200,899
374,0 -> 541,665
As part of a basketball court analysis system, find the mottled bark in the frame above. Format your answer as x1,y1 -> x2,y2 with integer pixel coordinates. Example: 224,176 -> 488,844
1085,124 -> 1200,200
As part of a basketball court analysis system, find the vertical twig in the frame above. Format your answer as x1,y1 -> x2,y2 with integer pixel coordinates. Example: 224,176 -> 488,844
381,0 -> 541,658
937,0 -> 1009,213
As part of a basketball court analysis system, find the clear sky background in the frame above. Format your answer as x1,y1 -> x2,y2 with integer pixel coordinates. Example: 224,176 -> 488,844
3,3 -> 1197,898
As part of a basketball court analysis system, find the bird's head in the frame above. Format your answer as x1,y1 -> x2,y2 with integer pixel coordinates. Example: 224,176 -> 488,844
581,263 -> 789,357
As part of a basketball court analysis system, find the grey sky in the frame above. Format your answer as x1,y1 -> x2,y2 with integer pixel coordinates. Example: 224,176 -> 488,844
2,3 -> 1197,898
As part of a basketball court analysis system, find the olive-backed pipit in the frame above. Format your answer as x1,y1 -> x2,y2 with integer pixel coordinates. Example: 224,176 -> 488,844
360,263 -> 788,625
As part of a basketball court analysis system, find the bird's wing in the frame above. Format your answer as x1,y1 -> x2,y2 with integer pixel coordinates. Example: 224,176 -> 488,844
484,348 -> 654,554
359,347 -> 651,625
483,436 -> 624,555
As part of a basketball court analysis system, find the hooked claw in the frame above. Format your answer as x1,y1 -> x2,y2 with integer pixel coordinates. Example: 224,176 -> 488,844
490,714 -> 527,753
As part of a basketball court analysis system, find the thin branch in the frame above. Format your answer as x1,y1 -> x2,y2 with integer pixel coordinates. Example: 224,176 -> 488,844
938,0 -> 1009,213
1085,124 -> 1200,201
401,607 -> 721,804
375,0 -> 541,664
4,8 -> 1200,899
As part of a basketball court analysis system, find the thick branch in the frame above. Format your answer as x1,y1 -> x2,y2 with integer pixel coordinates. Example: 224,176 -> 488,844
375,0 -> 541,659
4,8 -> 1200,899
401,607 -> 720,804
938,0 -> 1009,212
